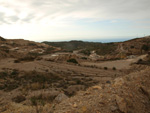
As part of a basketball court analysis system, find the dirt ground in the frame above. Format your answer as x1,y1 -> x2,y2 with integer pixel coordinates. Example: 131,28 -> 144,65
0,58 -> 123,78
80,59 -> 132,69
80,55 -> 147,69
0,57 -> 124,112
0,54 -> 149,113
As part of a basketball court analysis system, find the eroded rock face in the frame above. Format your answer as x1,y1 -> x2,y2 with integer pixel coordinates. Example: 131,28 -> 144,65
54,93 -> 69,103
116,95 -> 127,113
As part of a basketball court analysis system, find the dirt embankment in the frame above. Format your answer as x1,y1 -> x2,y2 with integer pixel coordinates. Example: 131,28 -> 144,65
1,65 -> 150,113
53,66 -> 150,113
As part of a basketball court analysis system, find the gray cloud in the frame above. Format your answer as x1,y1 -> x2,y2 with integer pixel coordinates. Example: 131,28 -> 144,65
0,0 -> 150,24
0,12 -> 6,23
0,12 -> 10,24
9,16 -> 19,22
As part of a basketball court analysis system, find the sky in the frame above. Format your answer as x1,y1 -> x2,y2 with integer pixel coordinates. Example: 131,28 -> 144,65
0,0 -> 150,42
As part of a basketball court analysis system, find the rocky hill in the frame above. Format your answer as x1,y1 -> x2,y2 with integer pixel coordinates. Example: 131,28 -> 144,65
116,36 -> 150,55
0,36 -> 150,113
53,65 -> 150,113
0,36 -> 57,59
44,36 -> 150,60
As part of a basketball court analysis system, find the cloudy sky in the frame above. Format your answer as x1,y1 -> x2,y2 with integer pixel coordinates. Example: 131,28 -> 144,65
0,0 -> 150,42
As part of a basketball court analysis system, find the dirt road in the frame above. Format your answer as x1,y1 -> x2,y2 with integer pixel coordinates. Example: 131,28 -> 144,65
80,55 -> 147,69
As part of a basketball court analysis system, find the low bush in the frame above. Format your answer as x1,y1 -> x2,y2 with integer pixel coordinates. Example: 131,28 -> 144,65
30,83 -> 43,90
16,55 -> 36,62
81,57 -> 88,60
67,59 -> 78,64
11,69 -> 19,76
14,60 -> 20,63
112,67 -> 116,70
80,49 -> 91,56
12,95 -> 26,103
30,94 -> 55,105
4,82 -> 19,91
104,67 -> 108,70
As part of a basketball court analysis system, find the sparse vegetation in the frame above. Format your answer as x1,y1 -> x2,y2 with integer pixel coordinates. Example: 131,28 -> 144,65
45,47 -> 55,53
80,49 -> 91,56
43,41 -> 117,55
12,95 -> 26,103
142,44 -> 149,51
1,36 -> 150,113
67,58 -> 78,64
104,67 -> 108,70
17,55 -> 36,62
14,59 -> 20,63
130,45 -> 135,49
112,67 -> 116,70
81,57 -> 88,60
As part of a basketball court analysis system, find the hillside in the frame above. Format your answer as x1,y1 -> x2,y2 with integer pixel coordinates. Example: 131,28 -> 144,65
43,40 -> 117,56
0,36 -> 150,113
43,36 -> 150,60
0,36 -> 57,59
117,36 -> 150,55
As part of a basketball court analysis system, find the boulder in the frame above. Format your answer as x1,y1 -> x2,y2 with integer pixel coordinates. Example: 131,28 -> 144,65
54,93 -> 68,103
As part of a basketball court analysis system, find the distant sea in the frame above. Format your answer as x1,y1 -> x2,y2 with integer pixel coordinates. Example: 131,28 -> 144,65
40,36 -> 138,43
83,37 -> 136,43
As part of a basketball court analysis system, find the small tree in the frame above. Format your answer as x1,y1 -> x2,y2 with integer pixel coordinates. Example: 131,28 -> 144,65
142,44 -> 149,51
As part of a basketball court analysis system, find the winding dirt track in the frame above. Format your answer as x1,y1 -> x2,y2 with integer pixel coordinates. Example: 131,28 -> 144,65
80,55 -> 147,69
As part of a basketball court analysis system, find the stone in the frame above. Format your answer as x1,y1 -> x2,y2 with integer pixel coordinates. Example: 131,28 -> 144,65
116,95 -> 127,113
91,86 -> 102,90
73,103 -> 77,108
54,93 -> 69,103
114,78 -> 124,87
106,81 -> 111,84
110,105 -> 118,111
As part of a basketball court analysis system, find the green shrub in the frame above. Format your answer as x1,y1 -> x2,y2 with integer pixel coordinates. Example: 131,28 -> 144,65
30,94 -> 54,105
67,59 -> 78,64
16,55 -> 36,62
112,67 -> 116,70
80,50 -> 91,56
12,95 -> 26,103
14,60 -> 20,63
76,79 -> 81,84
11,69 -> 19,75
28,43 -> 37,46
0,71 -> 8,79
30,96 -> 38,106
104,67 -> 108,70
4,83 -> 19,91
141,44 -> 149,51
81,57 -> 88,60
130,45 -> 134,49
